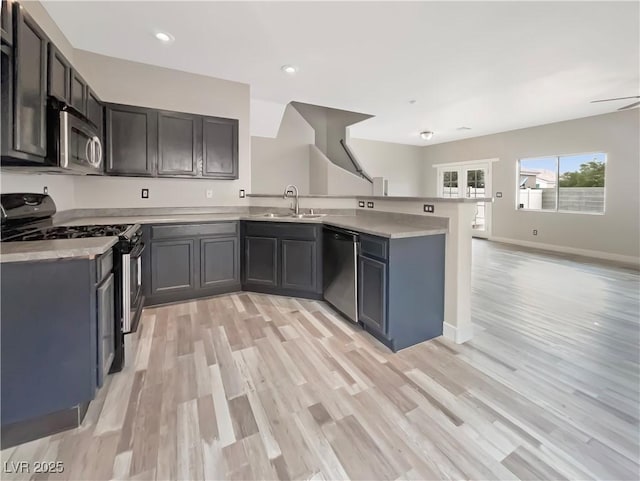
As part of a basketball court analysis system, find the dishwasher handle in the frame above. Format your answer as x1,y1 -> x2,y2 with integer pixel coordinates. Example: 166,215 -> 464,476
324,225 -> 359,242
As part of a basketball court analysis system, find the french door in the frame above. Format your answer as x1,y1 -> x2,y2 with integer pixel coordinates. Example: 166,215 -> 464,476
438,163 -> 491,238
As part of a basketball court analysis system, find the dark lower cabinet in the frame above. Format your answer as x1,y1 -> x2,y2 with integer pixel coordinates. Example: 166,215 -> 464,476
96,272 -> 115,388
358,255 -> 387,334
241,222 -> 322,299
281,239 -> 318,292
357,233 -> 446,352
244,236 -> 278,287
143,222 -> 241,306
106,104 -> 157,176
150,239 -> 196,295
200,237 -> 239,288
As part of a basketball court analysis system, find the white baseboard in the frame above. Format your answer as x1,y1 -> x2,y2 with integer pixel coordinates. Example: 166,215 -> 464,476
489,236 -> 640,268
443,322 -> 474,344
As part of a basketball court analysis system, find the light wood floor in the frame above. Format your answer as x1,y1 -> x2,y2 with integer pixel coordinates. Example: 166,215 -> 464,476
3,240 -> 639,480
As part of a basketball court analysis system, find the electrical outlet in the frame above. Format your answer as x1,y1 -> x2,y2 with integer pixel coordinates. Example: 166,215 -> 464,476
205,189 -> 213,199
367,201 -> 374,208
141,188 -> 149,199
43,186 -> 48,194
423,204 -> 435,213
239,189 -> 246,198
358,201 -> 365,208
495,192 -> 502,198
532,229 -> 538,236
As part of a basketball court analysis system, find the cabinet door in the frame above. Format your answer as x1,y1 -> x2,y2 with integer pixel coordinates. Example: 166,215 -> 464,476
12,7 -> 47,159
200,237 -> 239,288
202,116 -> 238,179
69,69 -> 87,115
150,239 -> 196,295
281,239 -> 317,292
47,43 -> 70,103
96,273 -> 115,388
244,236 -> 278,287
1,0 -> 13,46
158,111 -> 199,176
106,104 -> 157,176
86,88 -> 103,140
358,256 -> 387,334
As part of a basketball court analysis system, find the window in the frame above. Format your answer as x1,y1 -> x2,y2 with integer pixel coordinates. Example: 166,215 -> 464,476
442,170 -> 458,198
517,153 -> 606,213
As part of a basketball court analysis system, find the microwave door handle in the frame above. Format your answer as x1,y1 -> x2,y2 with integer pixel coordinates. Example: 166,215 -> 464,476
93,137 -> 103,167
85,137 -> 93,165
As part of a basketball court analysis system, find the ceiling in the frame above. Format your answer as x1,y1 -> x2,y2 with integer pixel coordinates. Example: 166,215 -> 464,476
43,1 -> 639,146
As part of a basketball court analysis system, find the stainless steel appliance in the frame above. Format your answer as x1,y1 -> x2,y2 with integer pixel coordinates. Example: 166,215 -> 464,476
48,99 -> 103,175
0,193 -> 143,374
323,225 -> 359,323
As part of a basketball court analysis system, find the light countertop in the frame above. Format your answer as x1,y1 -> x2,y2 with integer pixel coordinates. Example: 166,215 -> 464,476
1,210 -> 447,263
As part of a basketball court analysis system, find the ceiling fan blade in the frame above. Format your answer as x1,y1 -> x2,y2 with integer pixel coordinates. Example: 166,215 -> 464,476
618,101 -> 640,110
591,96 -> 640,103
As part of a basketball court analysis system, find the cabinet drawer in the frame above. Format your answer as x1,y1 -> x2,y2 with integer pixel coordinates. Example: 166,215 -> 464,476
244,221 -> 318,240
96,249 -> 113,283
151,222 -> 237,240
360,234 -> 388,261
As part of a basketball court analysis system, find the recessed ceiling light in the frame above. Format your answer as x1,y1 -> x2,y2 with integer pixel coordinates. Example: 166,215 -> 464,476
420,131 -> 434,140
281,65 -> 298,75
408,99 -> 417,104
154,31 -> 174,44
457,126 -> 472,131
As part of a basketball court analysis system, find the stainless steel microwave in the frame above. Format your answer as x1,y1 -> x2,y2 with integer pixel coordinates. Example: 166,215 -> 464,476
48,102 -> 103,175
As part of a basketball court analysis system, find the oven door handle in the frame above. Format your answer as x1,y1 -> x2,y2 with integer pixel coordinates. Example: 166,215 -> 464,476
129,242 -> 146,258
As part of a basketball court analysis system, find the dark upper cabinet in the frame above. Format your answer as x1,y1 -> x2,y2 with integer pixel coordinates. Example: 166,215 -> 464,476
1,0 -> 13,46
200,237 -> 239,288
150,239 -> 196,295
9,6 -> 47,161
69,69 -> 87,115
158,111 -> 199,176
358,255 -> 387,334
106,104 -> 157,176
244,236 -> 278,287
202,116 -> 238,179
47,43 -> 70,103
281,239 -> 317,292
86,88 -> 103,140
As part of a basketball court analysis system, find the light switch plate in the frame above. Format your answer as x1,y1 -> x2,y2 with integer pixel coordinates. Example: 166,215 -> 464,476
358,201 -> 365,208
496,192 -> 503,198
141,188 -> 149,199
367,201 -> 374,208
423,204 -> 435,213
205,189 -> 213,199
43,186 -> 48,194
239,189 -> 246,198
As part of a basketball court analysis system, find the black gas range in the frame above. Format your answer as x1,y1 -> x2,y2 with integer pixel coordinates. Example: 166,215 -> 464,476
1,193 -> 145,374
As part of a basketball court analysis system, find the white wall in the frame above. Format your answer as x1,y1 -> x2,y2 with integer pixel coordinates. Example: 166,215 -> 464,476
0,172 -> 76,211
422,110 -> 640,261
349,138 -> 424,196
310,146 -> 372,196
70,49 -> 250,209
251,105 -> 313,194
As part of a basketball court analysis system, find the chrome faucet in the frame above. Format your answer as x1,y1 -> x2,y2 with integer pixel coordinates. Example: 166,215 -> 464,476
283,184 -> 300,215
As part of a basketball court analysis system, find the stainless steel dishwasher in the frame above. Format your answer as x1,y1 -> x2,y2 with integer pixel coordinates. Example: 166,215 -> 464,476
323,225 -> 359,323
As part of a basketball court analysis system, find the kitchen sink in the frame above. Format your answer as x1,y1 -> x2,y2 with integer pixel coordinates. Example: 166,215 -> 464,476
260,213 -> 325,219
